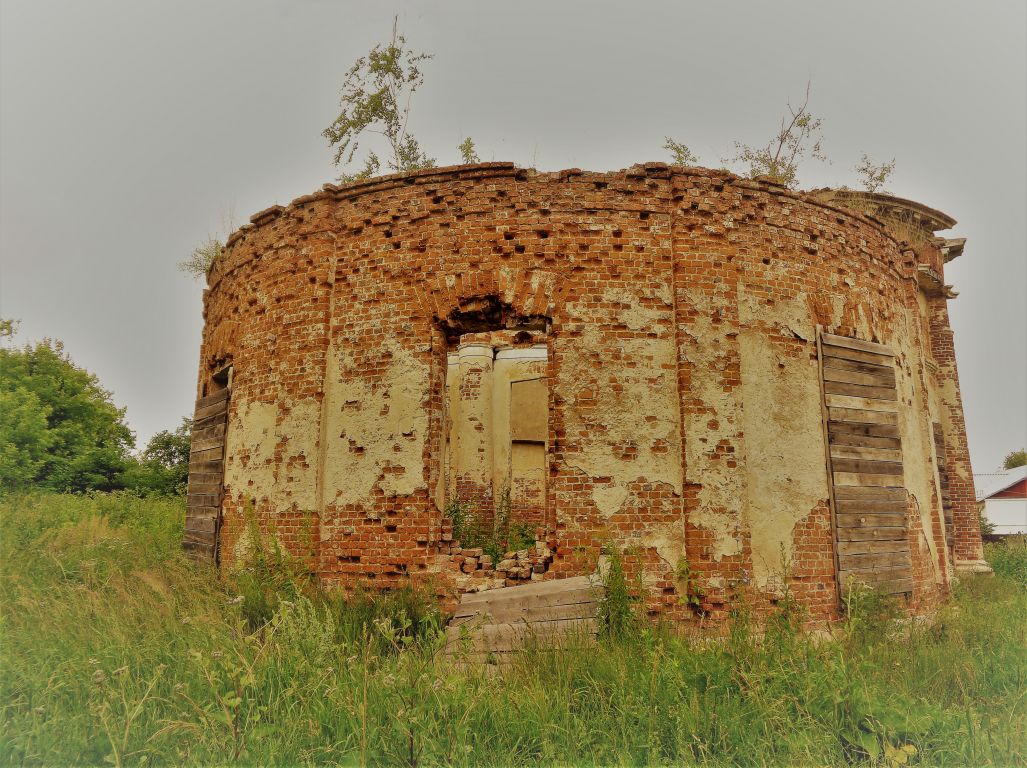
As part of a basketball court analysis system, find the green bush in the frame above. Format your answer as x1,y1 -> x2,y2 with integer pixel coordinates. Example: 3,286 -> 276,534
985,540 -> 1027,587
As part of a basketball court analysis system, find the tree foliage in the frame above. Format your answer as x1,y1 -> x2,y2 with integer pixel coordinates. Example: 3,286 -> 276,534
121,418 -> 192,495
854,154 -> 896,193
178,236 -> 224,280
727,82 -> 826,189
323,17 -> 436,181
0,330 -> 135,493
458,137 -> 479,164
1003,449 -> 1027,470
664,137 -> 699,166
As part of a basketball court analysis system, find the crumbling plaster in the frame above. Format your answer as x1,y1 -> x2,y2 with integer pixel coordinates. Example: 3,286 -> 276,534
194,162 -> 980,620
321,338 -> 431,508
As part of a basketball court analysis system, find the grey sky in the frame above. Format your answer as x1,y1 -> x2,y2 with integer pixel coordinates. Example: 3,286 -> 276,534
1,0 -> 1024,472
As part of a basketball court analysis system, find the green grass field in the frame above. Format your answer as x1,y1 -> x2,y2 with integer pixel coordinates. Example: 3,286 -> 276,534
1,492 -> 1024,766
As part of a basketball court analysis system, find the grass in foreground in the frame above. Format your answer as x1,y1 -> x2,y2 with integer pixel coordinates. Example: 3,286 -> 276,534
1,492 -> 1024,766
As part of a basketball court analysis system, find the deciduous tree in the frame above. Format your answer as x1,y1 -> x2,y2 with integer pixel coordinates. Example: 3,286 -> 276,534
324,17 -> 436,180
0,325 -> 134,492
727,82 -> 826,189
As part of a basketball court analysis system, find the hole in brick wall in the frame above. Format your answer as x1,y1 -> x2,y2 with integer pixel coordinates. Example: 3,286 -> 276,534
541,208 -> 551,215
393,241 -> 401,249
442,316 -> 551,548
613,243 -> 623,252
339,555 -> 360,563
515,244 -> 525,254
763,257 -> 771,265
385,524 -> 397,533
504,232 -> 514,240
595,181 -> 608,189
433,196 -> 443,204
639,211 -> 650,220
384,229 -> 392,238
613,229 -> 622,238
537,230 -> 549,239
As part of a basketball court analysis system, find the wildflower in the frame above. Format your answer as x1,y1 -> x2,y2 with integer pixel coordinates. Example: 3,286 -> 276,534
182,617 -> 193,625
212,651 -> 223,660
228,595 -> 244,605
113,666 -> 129,677
174,683 -> 185,693
92,669 -> 106,685
88,658 -> 100,666
34,706 -> 45,715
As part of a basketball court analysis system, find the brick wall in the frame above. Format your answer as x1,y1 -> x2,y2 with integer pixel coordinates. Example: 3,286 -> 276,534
198,162 -> 976,622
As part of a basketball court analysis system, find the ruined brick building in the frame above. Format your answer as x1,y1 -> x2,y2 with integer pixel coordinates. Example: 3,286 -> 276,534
183,162 -> 988,622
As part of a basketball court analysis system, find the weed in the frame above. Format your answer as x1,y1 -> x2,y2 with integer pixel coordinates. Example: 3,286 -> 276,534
597,543 -> 638,640
2,492 -> 1024,766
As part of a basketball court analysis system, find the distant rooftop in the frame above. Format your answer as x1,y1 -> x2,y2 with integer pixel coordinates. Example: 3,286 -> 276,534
974,465 -> 1027,501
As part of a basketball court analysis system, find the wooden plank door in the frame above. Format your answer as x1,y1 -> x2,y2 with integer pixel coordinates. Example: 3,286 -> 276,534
931,422 -> 954,555
183,388 -> 229,560
819,332 -> 913,596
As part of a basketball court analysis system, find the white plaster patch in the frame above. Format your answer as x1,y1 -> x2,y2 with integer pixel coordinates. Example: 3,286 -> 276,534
322,338 -> 430,506
560,286 -> 683,520
224,398 -> 320,512
737,328 -> 827,589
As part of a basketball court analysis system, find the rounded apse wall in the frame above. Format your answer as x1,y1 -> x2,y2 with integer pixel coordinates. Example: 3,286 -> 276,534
190,162 -> 982,622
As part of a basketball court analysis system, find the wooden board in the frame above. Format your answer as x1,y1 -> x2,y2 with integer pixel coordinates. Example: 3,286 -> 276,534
822,365 -> 896,387
829,421 -> 900,438
835,512 -> 907,529
183,388 -> 229,561
823,345 -> 898,366
836,539 -> 908,556
821,333 -> 895,356
833,472 -> 905,488
445,577 -> 604,656
819,331 -> 912,596
824,381 -> 898,401
828,407 -> 899,426
828,432 -> 903,450
822,357 -> 897,378
830,445 -> 902,462
831,458 -> 903,475
833,485 -> 907,501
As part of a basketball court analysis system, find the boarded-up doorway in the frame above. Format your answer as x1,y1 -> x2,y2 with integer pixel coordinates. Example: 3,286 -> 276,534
183,366 -> 230,561
818,332 -> 913,596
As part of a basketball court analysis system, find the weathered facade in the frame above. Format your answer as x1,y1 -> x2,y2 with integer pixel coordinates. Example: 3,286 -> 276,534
184,162 -> 988,622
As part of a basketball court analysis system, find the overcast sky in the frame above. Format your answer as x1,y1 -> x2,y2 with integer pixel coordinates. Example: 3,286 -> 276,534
1,0 -> 1024,472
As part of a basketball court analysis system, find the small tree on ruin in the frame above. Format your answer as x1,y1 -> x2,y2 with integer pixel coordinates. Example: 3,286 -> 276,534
854,153 -> 897,193
727,81 -> 826,189
663,137 -> 699,166
323,17 -> 436,181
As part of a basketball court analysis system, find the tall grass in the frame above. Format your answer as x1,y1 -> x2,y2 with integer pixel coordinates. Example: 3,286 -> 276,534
1,492 -> 1024,766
